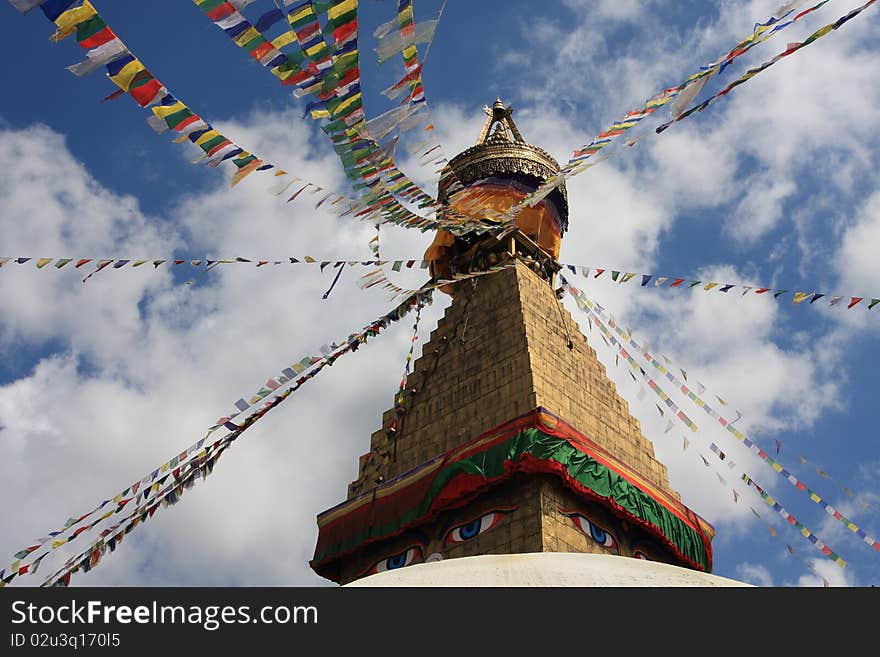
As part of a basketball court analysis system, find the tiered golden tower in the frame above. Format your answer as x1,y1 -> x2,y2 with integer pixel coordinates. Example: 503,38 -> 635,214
311,101 -> 714,584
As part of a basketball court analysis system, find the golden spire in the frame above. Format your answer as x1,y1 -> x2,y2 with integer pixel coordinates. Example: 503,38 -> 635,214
476,98 -> 525,145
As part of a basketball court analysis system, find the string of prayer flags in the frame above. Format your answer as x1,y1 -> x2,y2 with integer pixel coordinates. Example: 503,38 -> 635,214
768,437 -> 878,514
568,263 -> 878,313
0,255 -> 433,273
38,427 -> 241,588
493,1 -> 834,231
9,0 -> 278,187
43,283 -> 437,588
563,280 -> 700,434
207,260 -> 517,436
587,284 -> 848,570
659,361 -> 880,555
6,430 -> 212,574
190,0 -> 474,233
374,0 -> 462,192
374,15 -> 437,64
704,440 -> 842,572
390,298 -> 424,432
742,476 -> 847,567
291,2 -> 479,230
655,0 -> 876,135
6,284 -> 436,588
581,289 -> 880,557
10,255 -> 880,316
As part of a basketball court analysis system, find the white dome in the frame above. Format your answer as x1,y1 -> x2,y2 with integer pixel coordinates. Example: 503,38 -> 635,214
345,552 -> 751,587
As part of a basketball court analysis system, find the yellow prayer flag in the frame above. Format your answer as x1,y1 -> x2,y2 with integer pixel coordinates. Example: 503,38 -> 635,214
108,58 -> 146,92
36,258 -> 52,268
792,291 -> 811,304
327,0 -> 357,20
51,0 -> 97,41
271,32 -> 298,49
152,101 -> 186,119
703,282 -> 718,291
233,26 -> 260,47
298,80 -> 324,96
304,42 -> 327,57
52,540 -> 66,549
813,24 -> 835,40
194,129 -> 221,147
288,5 -> 314,25
270,66 -> 296,82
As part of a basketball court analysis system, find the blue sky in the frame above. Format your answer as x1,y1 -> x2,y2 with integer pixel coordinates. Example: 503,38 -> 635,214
1,0 -> 879,587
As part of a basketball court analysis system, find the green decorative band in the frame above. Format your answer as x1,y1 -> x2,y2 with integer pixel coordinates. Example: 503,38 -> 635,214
312,408 -> 713,580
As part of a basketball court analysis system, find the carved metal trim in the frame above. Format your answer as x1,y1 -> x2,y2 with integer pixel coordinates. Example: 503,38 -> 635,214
438,143 -> 570,229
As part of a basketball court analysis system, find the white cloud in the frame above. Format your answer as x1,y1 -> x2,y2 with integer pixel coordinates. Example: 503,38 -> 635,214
790,557 -> 855,587
834,191 -> 880,297
562,0 -> 645,22
735,562 -> 774,586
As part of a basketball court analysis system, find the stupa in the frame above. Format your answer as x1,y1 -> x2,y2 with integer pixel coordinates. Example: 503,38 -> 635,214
311,100 -> 739,587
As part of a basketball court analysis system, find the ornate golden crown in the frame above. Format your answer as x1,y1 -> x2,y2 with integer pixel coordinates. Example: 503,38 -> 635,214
437,99 -> 569,232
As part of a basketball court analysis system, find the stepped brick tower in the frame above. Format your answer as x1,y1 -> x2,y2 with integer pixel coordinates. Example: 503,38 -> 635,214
311,100 -> 714,584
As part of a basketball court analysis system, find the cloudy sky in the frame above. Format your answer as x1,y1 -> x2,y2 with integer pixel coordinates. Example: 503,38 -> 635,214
1,0 -> 879,587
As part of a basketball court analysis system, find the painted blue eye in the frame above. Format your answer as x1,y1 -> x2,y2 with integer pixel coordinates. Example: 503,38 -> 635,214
562,510 -> 619,552
445,509 -> 516,546
458,518 -> 482,540
590,523 -> 608,545
387,552 -> 408,569
368,546 -> 421,575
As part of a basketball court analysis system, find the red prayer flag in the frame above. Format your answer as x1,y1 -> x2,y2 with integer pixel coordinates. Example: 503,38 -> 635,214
130,78 -> 164,107
78,26 -> 116,49
207,2 -> 236,21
